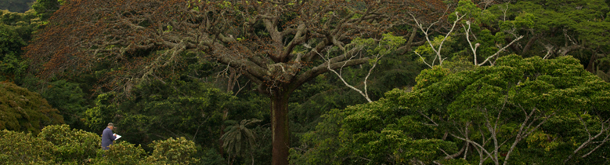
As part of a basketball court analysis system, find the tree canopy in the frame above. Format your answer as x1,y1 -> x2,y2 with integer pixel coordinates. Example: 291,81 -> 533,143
0,9 -> 40,82
0,81 -> 64,134
293,55 -> 610,164
24,0 -> 448,164
2,0 -> 610,164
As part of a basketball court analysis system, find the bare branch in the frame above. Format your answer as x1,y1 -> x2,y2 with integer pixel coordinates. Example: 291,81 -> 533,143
450,133 -> 496,164
316,47 -> 373,102
479,36 -> 524,66
411,11 -> 465,68
565,117 -> 610,163
418,110 -> 439,126
503,108 -> 554,165
464,21 -> 480,65
414,51 -> 433,68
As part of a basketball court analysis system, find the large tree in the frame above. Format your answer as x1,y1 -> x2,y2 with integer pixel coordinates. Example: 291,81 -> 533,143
24,0 -> 447,164
295,55 -> 610,164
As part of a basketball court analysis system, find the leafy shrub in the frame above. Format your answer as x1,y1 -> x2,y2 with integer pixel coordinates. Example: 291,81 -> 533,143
0,126 -> 202,165
0,130 -> 55,164
93,141 -> 146,165
38,124 -> 100,163
146,137 -> 200,164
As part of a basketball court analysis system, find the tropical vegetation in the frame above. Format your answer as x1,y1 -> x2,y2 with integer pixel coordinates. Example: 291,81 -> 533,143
1,0 -> 610,164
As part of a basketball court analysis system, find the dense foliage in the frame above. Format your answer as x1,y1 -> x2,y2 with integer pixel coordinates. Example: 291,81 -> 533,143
1,0 -> 610,164
293,55 -> 610,164
0,129 -> 56,164
23,0 -> 447,163
0,81 -> 63,133
0,125 -> 202,164
0,9 -> 40,82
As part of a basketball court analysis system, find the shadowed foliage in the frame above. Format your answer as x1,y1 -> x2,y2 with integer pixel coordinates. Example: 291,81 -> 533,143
221,118 -> 262,164
0,82 -> 63,134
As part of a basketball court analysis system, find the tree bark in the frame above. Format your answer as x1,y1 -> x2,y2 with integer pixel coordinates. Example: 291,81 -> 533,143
271,88 -> 291,165
405,26 -> 418,52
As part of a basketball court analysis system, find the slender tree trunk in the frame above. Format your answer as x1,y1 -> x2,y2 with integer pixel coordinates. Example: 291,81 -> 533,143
586,53 -> 597,73
271,88 -> 290,165
220,109 -> 228,158
219,123 -> 225,157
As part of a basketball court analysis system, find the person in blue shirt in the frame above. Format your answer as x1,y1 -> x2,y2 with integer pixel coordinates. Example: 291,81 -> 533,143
101,123 -> 117,150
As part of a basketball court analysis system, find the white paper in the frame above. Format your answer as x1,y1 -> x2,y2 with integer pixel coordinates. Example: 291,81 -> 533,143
114,134 -> 122,140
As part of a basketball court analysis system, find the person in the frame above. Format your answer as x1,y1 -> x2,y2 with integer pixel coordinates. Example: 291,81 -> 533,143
101,123 -> 117,150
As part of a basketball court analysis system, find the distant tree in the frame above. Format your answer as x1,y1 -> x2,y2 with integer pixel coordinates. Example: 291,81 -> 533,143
0,24 -> 28,81
0,81 -> 63,133
0,0 -> 36,13
31,0 -> 62,20
39,80 -> 89,128
0,9 -> 39,82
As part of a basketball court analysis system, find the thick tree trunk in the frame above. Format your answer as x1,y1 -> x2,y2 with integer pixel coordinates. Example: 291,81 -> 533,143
271,89 -> 290,165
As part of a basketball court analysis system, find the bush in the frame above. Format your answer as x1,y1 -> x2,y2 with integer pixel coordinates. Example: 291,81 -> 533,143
0,130 -> 55,164
93,141 -> 146,165
146,137 -> 200,165
0,126 -> 202,164
38,124 -> 100,163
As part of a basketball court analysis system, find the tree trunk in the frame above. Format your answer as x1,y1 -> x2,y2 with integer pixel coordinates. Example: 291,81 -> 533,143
219,123 -> 225,157
220,109 -> 228,158
586,53 -> 597,73
405,26 -> 418,52
271,89 -> 290,165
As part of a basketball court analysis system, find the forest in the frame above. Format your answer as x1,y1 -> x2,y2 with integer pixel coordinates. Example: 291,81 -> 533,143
1,0 -> 610,164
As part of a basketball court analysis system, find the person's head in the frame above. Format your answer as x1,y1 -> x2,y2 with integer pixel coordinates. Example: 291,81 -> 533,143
107,123 -> 114,130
